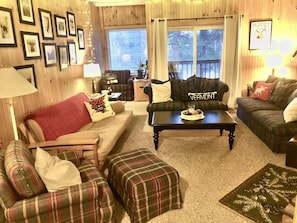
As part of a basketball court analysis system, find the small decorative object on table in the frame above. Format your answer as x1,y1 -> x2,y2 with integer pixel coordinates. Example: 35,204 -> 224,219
181,105 -> 204,120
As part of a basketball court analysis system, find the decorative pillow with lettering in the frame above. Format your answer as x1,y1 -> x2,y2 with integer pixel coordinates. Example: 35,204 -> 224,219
251,82 -> 275,101
188,91 -> 217,101
84,94 -> 115,122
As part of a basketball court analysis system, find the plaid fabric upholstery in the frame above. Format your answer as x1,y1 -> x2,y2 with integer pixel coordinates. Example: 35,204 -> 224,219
5,140 -> 46,199
268,79 -> 297,109
99,70 -> 134,101
144,76 -> 229,125
106,148 -> 183,223
237,97 -> 297,153
0,141 -> 114,223
57,150 -> 81,167
6,181 -> 100,223
0,150 -> 18,208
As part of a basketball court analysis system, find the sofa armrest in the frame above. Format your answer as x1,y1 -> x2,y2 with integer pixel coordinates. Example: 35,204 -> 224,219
27,138 -> 99,167
216,81 -> 229,101
144,82 -> 153,103
127,77 -> 134,86
7,181 -> 99,222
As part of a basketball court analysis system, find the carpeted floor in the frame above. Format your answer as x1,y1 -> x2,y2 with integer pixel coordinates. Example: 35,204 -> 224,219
110,101 -> 289,223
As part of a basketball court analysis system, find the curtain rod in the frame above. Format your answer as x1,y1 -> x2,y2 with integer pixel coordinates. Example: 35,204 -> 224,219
151,15 -> 233,22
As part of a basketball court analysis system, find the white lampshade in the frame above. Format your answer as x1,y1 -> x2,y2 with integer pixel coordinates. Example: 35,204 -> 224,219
0,67 -> 37,98
83,64 -> 101,78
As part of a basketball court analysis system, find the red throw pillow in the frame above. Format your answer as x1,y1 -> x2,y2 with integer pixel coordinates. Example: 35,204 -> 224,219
251,82 -> 275,101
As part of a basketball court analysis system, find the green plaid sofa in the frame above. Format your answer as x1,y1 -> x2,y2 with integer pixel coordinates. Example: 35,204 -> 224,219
105,148 -> 183,223
0,140 -> 114,223
144,76 -> 229,125
237,75 -> 297,153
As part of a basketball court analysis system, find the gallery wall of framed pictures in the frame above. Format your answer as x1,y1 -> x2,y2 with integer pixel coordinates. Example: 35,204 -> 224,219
0,0 -> 86,71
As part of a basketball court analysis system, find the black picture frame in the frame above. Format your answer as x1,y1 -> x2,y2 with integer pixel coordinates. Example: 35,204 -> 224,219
68,41 -> 77,65
249,20 -> 272,50
20,31 -> 41,60
57,45 -> 68,70
42,43 -> 57,67
54,15 -> 67,37
14,64 -> 37,88
16,0 -> 35,25
77,28 -> 85,49
67,11 -> 76,36
0,7 -> 17,47
38,8 -> 54,40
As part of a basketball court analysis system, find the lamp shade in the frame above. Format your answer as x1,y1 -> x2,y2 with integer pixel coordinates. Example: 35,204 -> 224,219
0,67 -> 37,99
83,64 -> 101,78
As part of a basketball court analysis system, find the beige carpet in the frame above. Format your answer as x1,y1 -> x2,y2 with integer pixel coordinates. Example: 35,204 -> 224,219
110,101 -> 288,223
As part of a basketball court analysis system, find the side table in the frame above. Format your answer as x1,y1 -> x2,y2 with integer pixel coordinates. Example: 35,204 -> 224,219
286,135 -> 297,168
133,79 -> 149,101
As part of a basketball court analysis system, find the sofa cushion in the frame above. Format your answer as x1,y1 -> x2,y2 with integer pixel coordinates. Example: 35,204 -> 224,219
171,76 -> 195,101
195,77 -> 219,92
25,93 -> 92,141
151,80 -> 173,103
110,101 -> 125,114
236,97 -> 280,114
0,150 -> 18,208
5,141 -> 46,198
284,98 -> 297,123
252,110 -> 297,137
146,101 -> 186,113
35,148 -> 82,192
251,82 -> 275,101
269,79 -> 297,109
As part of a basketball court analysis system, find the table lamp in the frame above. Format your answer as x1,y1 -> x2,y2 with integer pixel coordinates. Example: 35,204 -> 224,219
83,63 -> 101,93
0,67 -> 37,140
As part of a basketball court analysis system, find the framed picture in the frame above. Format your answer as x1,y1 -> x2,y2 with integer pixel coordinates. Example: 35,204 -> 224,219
16,0 -> 35,25
249,20 -> 272,50
14,64 -> 37,88
77,28 -> 85,49
38,8 -> 54,40
42,43 -> 57,67
58,45 -> 68,70
20,31 -> 41,60
67,12 -> 76,36
54,15 -> 67,37
68,41 -> 77,65
0,7 -> 17,47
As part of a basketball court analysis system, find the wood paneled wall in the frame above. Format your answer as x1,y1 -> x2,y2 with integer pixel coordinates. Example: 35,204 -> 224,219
0,0 -> 100,149
1,0 -> 297,149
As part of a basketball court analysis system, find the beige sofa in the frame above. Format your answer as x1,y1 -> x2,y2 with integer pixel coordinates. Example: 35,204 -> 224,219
19,92 -> 133,168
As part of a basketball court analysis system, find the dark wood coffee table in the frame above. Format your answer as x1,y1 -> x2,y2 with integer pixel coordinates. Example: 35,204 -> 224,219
152,110 -> 237,150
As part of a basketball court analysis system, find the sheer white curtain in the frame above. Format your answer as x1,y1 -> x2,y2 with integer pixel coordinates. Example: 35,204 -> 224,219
151,18 -> 168,81
221,14 -> 242,108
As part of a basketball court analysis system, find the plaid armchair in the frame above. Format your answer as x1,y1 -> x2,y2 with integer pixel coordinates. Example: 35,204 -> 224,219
0,140 -> 114,223
98,70 -> 134,101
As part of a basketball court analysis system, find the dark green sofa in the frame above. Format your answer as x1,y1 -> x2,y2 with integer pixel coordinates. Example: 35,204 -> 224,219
237,75 -> 297,153
144,76 -> 229,125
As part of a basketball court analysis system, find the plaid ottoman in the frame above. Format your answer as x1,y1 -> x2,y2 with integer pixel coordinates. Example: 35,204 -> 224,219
105,148 -> 183,223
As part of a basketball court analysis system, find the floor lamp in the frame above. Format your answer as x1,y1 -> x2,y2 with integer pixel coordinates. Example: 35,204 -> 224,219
0,67 -> 37,140
83,64 -> 101,94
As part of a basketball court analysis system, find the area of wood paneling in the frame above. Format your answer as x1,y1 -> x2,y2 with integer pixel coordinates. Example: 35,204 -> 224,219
0,0 -> 99,149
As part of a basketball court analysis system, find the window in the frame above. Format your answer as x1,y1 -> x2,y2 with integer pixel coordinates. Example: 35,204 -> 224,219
168,26 -> 223,79
107,29 -> 148,73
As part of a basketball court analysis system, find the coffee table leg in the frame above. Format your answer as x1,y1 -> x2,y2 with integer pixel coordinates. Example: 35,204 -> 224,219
220,128 -> 223,136
153,129 -> 159,150
228,130 -> 235,150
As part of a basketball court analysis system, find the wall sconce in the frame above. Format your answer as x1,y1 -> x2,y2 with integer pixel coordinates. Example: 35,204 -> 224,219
83,64 -> 101,93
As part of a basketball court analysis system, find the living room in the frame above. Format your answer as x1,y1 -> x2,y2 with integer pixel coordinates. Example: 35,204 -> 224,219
0,0 -> 297,222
